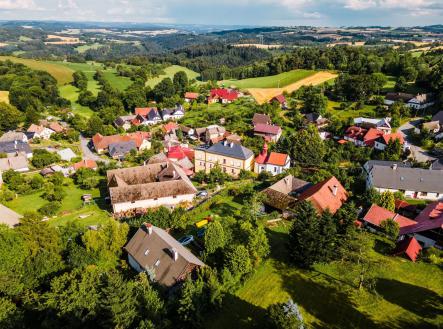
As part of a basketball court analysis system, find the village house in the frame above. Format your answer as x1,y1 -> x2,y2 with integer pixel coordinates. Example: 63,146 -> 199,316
254,143 -> 290,176
114,115 -> 137,131
73,159 -> 98,171
124,223 -> 205,286
163,122 -> 179,134
262,175 -> 348,215
270,94 -> 287,108
107,162 -> 197,213
0,131 -> 28,143
361,204 -> 418,235
364,160 -> 443,201
373,132 -> 406,151
184,92 -> 199,103
198,125 -> 227,144
0,141 -> 33,158
344,126 -> 368,146
0,155 -> 29,172
305,113 -> 329,130
109,141 -> 137,160
253,123 -> 282,142
252,113 -> 272,126
384,92 -> 434,110
26,124 -> 54,140
179,125 -> 195,139
92,132 -> 151,154
194,140 -> 254,177
0,204 -> 22,228
166,146 -> 195,176
353,117 -> 392,133
134,107 -> 162,125
161,105 -> 185,121
207,88 -> 240,104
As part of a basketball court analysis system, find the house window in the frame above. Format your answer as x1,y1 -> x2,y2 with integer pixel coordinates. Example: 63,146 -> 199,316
154,259 -> 160,267
131,201 -> 135,204
223,167 -> 227,173
274,167 -> 277,172
231,169 -> 235,174
144,249 -> 150,256
421,192 -> 428,197
154,198 -> 158,201
173,195 -> 177,199
223,159 -> 226,164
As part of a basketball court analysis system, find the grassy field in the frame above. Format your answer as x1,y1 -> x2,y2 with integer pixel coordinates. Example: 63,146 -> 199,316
0,55 -> 74,85
75,43 -> 104,53
146,65 -> 200,88
5,180 -> 111,227
0,90 -> 9,104
327,100 -> 377,120
208,224 -> 443,329
59,84 -> 95,118
222,69 -> 316,89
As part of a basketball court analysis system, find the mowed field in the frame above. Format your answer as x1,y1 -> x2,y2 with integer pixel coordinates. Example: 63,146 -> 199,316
248,71 -> 338,104
0,55 -> 74,85
146,65 -> 200,88
222,69 -> 315,89
0,90 -> 9,104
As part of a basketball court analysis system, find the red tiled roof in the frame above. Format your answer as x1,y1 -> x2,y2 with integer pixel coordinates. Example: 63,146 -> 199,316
402,202 -> 443,235
363,204 -> 417,234
272,94 -> 286,104
167,146 -> 195,161
163,122 -> 179,133
298,176 -> 348,215
73,159 -> 97,170
394,199 -> 416,212
337,139 -> 348,144
394,237 -> 422,262
185,92 -> 199,99
379,132 -> 404,145
267,152 -> 289,166
92,132 -> 150,150
49,122 -> 64,133
254,123 -> 281,135
135,107 -> 157,116
345,126 -> 367,140
210,88 -> 239,101
127,131 -> 151,148
364,128 -> 384,146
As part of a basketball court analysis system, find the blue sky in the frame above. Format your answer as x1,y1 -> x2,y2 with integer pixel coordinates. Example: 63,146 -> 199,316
0,0 -> 441,26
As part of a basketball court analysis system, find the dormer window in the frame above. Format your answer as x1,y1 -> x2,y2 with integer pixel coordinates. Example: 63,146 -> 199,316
144,249 -> 150,256
154,259 -> 160,267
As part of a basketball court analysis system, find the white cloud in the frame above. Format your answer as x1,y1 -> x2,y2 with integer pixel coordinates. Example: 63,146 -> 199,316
344,0 -> 442,12
58,0 -> 78,10
0,0 -> 38,10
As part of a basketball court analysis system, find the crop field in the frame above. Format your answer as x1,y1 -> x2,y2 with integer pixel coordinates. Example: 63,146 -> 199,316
0,90 -> 9,104
146,65 -> 200,88
75,43 -> 105,53
247,71 -> 338,104
222,69 -> 315,89
0,55 -> 74,85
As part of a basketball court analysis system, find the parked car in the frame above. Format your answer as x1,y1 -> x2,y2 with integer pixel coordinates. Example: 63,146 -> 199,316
197,228 -> 206,238
178,235 -> 194,246
197,190 -> 208,198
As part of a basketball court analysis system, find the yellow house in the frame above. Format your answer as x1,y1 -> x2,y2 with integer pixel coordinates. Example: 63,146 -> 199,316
194,141 -> 254,177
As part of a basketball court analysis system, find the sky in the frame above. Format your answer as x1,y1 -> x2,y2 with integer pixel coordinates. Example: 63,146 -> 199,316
0,0 -> 442,27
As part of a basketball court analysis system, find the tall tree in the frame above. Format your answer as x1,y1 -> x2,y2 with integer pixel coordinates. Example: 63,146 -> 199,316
173,71 -> 189,95
0,102 -> 23,133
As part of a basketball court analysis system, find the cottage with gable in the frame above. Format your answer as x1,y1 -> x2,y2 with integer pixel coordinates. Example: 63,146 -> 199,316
254,143 -> 290,176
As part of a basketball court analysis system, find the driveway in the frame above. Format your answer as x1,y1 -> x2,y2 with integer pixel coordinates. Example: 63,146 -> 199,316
79,135 -> 109,164
397,118 -> 436,163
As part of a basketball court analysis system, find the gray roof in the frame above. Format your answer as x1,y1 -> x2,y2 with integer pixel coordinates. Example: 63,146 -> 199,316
0,156 -> 29,171
430,159 -> 443,171
0,204 -> 22,228
364,160 -> 411,173
114,115 -> 136,126
109,141 -> 136,158
432,111 -> 443,125
0,131 -> 27,143
369,165 -> 443,193
124,224 -> 204,286
0,141 -> 32,155
200,141 -> 254,160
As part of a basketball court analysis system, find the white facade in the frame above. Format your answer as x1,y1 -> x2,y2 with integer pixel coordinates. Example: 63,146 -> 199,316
254,159 -> 290,176
35,128 -> 55,140
407,99 -> 434,110
112,193 -> 195,213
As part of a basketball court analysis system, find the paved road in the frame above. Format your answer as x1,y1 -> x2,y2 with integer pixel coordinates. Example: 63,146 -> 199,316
398,118 -> 436,163
79,135 -> 109,164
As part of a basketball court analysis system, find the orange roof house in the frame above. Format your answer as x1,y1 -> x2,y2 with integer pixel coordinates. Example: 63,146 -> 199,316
163,122 -> 179,134
92,132 -> 151,153
394,236 -> 422,262
254,143 -> 290,176
298,176 -> 348,215
73,159 -> 98,170
362,204 -> 417,235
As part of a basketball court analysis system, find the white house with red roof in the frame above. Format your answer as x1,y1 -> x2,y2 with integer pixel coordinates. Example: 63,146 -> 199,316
270,94 -> 287,108
374,132 -> 406,151
208,88 -> 240,104
184,92 -> 199,102
254,143 -> 290,176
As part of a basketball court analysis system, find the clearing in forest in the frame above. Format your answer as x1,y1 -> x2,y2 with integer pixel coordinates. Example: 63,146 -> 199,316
0,91 -> 9,104
146,65 -> 200,88
248,71 -> 338,104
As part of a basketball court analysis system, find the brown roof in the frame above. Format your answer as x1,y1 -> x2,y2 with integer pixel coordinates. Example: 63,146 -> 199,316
298,176 -> 348,215
92,132 -> 150,151
0,204 -> 22,228
107,162 -> 197,205
252,113 -> 272,126
0,156 -> 29,171
262,175 -> 311,211
124,224 -> 205,286
73,159 -> 97,170
27,124 -> 46,134
48,122 -> 65,133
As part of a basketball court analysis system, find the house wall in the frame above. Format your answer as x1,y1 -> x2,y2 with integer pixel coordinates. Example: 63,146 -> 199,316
253,132 -> 280,142
254,160 -> 290,176
194,150 -> 254,177
411,233 -> 437,248
113,193 -> 195,213
128,254 -> 144,273
139,140 -> 152,151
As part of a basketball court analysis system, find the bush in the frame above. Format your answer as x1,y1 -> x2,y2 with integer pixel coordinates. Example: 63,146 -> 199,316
31,149 -> 60,169
74,168 -> 100,189
423,247 -> 443,265
38,201 -> 62,216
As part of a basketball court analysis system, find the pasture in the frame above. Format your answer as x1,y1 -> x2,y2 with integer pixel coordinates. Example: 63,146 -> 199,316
75,43 -> 105,53
0,90 -> 9,104
248,71 -> 338,104
145,65 -> 200,88
222,69 -> 315,89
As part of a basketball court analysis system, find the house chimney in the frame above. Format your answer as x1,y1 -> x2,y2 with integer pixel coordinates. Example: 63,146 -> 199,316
332,185 -> 338,196
261,142 -> 268,156
171,248 -> 178,261
145,223 -> 153,235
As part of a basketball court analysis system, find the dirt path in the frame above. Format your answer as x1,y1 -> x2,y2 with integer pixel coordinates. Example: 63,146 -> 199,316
247,71 -> 338,104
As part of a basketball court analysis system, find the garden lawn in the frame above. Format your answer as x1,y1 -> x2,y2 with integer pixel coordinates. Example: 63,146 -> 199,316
221,69 -> 316,89
326,100 -> 377,120
0,90 -> 9,104
59,84 -> 95,118
5,180 -> 111,227
207,224 -> 443,329
0,55 -> 74,85
145,65 -> 200,88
